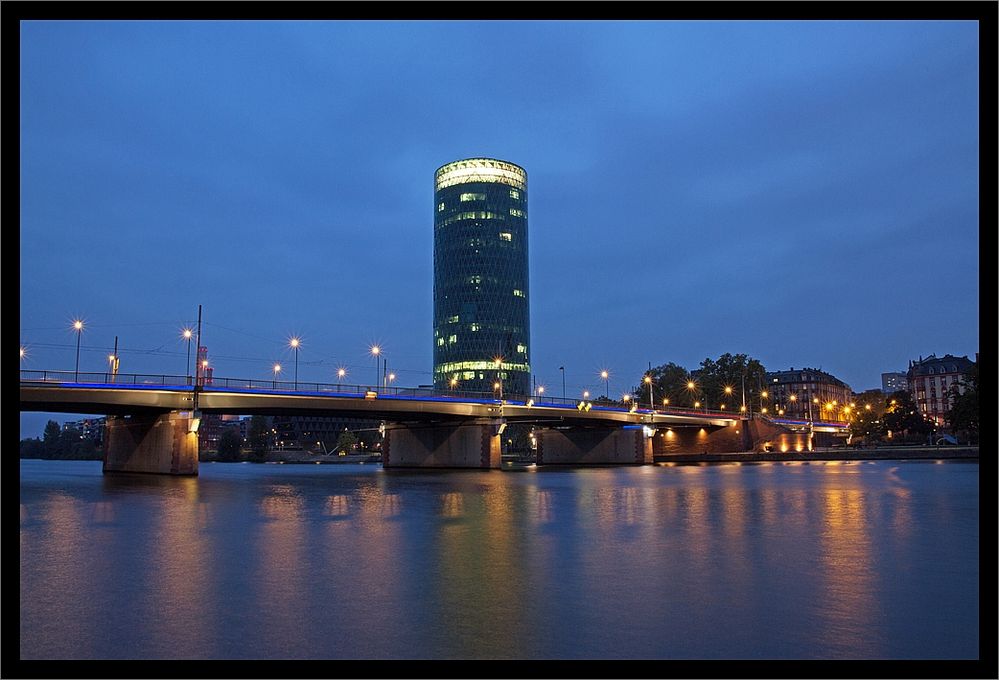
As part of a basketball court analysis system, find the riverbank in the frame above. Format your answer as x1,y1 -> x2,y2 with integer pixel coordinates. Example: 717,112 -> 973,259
654,446 -> 979,464
199,451 -> 382,464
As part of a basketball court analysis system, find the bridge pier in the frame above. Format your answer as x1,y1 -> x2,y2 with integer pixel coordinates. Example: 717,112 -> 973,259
382,419 -> 501,469
103,411 -> 199,475
536,426 -> 653,465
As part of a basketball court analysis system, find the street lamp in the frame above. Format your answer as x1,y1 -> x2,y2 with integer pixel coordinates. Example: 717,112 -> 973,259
289,337 -> 301,390
370,345 -> 381,388
450,376 -> 458,391
600,370 -> 609,400
181,328 -> 194,382
583,390 -> 590,400
559,366 -> 565,400
686,380 -> 697,407
273,363 -> 281,388
644,375 -> 653,410
108,350 -> 119,382
494,357 -> 503,400
72,319 -> 84,381
337,367 -> 346,387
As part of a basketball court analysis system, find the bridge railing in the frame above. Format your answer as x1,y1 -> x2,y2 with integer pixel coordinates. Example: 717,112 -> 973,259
19,370 -> 193,386
20,369 -> 741,418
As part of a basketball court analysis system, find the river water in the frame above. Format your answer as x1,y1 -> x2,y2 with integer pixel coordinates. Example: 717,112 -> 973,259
19,459 -> 979,660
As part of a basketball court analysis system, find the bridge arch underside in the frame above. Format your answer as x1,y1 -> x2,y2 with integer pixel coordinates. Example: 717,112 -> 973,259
651,423 -> 749,457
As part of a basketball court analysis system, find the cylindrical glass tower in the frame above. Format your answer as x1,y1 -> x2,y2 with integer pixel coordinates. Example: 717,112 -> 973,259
433,158 -> 531,397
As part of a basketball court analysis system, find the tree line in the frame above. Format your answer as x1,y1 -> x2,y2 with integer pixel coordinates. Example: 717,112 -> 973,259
19,420 -> 102,460
630,353 -> 768,410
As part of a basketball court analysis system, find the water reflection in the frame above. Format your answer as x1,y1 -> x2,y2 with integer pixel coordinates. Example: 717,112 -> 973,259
19,460 -> 979,660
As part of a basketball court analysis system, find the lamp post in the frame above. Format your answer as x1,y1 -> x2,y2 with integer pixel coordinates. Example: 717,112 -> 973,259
337,367 -> 346,388
600,370 -> 609,400
686,380 -> 696,408
644,375 -> 653,410
289,337 -> 301,390
72,320 -> 84,381
559,366 -> 565,401
494,357 -> 503,400
537,384 -> 544,400
370,345 -> 381,389
273,363 -> 281,389
107,335 -> 119,383
182,328 -> 193,383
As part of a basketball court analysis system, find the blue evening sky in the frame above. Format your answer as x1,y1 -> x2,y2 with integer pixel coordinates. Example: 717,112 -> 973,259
19,20 -> 980,437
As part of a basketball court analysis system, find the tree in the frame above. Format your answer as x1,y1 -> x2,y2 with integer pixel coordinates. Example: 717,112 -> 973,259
635,362 -> 693,406
42,420 -> 64,458
696,353 -> 767,411
20,437 -> 45,459
883,390 -> 932,442
334,430 -> 358,455
247,415 -> 270,461
216,427 -> 243,462
947,363 -> 978,442
850,392 -> 886,443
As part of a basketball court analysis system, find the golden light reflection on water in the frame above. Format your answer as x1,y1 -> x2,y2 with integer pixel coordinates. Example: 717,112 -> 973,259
431,475 -> 528,658
143,476 -> 213,656
813,479 -> 881,657
533,488 -> 554,524
440,491 -> 465,518
28,493 -> 99,657
324,494 -> 351,517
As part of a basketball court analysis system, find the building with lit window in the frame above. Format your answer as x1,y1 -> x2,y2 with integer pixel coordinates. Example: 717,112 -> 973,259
881,372 -> 908,395
906,354 -> 975,427
433,158 -> 531,396
764,367 -> 853,422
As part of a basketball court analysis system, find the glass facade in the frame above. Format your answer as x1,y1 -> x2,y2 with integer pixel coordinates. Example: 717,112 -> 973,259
433,158 -> 530,396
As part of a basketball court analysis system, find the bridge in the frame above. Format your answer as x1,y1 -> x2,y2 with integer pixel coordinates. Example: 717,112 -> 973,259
20,370 -> 847,474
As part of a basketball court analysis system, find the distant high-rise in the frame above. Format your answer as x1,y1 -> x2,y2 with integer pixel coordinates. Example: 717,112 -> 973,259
881,372 -> 908,394
433,158 -> 531,396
